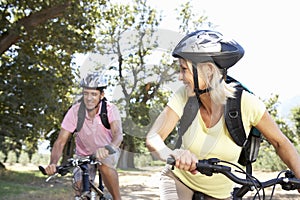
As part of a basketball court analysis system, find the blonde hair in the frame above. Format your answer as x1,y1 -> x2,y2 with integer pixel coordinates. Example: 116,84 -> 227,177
187,61 -> 237,105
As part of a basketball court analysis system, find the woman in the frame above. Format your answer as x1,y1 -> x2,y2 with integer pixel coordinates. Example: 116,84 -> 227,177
146,30 -> 300,199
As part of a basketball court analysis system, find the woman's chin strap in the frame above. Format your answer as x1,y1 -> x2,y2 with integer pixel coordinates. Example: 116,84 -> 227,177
194,87 -> 211,95
192,63 -> 211,106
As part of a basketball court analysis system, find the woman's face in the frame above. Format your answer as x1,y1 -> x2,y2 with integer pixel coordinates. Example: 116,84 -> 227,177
178,59 -> 206,96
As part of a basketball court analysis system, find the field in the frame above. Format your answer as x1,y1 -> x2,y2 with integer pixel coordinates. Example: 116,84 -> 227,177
0,163 -> 299,200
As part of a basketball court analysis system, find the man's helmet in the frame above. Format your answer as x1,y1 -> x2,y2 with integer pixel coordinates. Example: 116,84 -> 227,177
80,72 -> 107,90
172,30 -> 244,69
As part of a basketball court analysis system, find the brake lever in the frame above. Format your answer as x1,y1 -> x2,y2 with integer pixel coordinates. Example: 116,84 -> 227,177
105,145 -> 116,154
45,173 -> 58,182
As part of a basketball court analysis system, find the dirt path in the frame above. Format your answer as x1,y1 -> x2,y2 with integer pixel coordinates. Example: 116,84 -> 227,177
119,166 -> 162,200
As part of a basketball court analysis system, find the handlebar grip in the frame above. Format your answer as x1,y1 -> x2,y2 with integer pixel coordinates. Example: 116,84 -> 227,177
166,157 -> 176,165
38,166 -> 47,175
39,165 -> 65,176
105,145 -> 116,154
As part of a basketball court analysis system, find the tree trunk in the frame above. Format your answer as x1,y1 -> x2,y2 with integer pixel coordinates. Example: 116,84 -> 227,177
117,149 -> 135,169
0,162 -> 6,170
0,1 -> 72,55
117,137 -> 135,169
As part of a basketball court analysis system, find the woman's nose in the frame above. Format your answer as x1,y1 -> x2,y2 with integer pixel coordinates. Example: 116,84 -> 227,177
178,72 -> 183,81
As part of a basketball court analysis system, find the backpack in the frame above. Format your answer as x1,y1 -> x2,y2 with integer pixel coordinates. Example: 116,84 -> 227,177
65,97 -> 110,156
175,76 -> 262,174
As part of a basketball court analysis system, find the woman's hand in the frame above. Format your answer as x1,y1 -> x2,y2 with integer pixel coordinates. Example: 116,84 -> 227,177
170,149 -> 198,174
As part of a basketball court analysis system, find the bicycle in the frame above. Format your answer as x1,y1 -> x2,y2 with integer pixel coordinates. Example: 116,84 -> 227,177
167,157 -> 300,200
39,145 -> 115,200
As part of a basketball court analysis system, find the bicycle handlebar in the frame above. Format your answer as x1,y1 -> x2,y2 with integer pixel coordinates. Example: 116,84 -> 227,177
39,145 -> 116,177
166,157 -> 300,191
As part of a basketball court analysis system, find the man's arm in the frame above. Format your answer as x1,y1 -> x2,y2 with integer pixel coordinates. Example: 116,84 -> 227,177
109,120 -> 123,148
95,119 -> 123,160
45,128 -> 72,175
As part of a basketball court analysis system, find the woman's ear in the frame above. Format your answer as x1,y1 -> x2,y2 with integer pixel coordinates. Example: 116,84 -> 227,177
203,62 -> 215,78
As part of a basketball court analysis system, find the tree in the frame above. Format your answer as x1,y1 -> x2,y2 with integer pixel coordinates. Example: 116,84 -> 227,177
95,0 -> 180,169
176,1 -> 209,34
290,106 -> 300,145
0,0 -> 105,165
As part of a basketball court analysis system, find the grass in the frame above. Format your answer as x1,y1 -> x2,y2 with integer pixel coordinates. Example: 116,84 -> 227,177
0,168 -> 73,200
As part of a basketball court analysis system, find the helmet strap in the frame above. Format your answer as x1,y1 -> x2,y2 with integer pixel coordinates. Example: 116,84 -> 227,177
192,63 -> 211,106
221,68 -> 228,80
86,99 -> 101,112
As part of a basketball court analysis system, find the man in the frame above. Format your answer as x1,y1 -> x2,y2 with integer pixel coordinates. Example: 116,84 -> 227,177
45,72 -> 123,200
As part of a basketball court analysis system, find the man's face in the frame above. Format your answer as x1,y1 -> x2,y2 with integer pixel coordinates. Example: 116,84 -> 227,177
83,88 -> 101,110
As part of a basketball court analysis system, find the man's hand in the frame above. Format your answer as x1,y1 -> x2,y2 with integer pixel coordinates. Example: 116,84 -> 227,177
44,163 -> 57,175
95,146 -> 112,160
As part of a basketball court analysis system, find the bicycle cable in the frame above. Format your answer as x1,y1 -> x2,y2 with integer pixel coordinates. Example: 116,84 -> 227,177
220,160 -> 264,200
268,170 -> 287,200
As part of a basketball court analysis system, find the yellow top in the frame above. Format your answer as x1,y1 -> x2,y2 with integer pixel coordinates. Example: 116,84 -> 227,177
167,86 -> 266,199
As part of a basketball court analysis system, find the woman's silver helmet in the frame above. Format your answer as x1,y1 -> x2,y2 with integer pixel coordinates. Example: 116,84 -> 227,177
172,30 -> 244,69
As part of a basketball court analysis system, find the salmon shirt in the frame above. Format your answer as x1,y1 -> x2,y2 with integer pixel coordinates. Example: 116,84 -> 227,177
61,101 -> 121,156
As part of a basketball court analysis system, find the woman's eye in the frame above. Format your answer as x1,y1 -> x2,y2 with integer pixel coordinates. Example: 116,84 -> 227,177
180,67 -> 187,72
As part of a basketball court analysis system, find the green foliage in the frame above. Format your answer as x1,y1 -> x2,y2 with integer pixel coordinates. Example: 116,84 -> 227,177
291,106 -> 300,143
176,1 -> 209,34
129,82 -> 170,126
0,0 -> 107,158
264,94 -> 299,145
254,143 -> 286,171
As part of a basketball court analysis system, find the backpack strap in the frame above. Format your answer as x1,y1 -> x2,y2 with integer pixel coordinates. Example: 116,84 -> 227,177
76,100 -> 86,132
175,96 -> 200,149
100,98 -> 110,129
64,100 -> 85,157
224,88 -> 247,147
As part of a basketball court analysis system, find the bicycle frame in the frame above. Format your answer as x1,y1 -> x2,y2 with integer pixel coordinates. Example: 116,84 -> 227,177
77,162 -> 106,199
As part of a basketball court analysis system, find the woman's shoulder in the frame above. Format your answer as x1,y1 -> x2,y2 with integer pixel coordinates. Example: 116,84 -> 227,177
241,90 -> 261,104
173,85 -> 189,100
241,90 -> 266,113
167,86 -> 189,118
